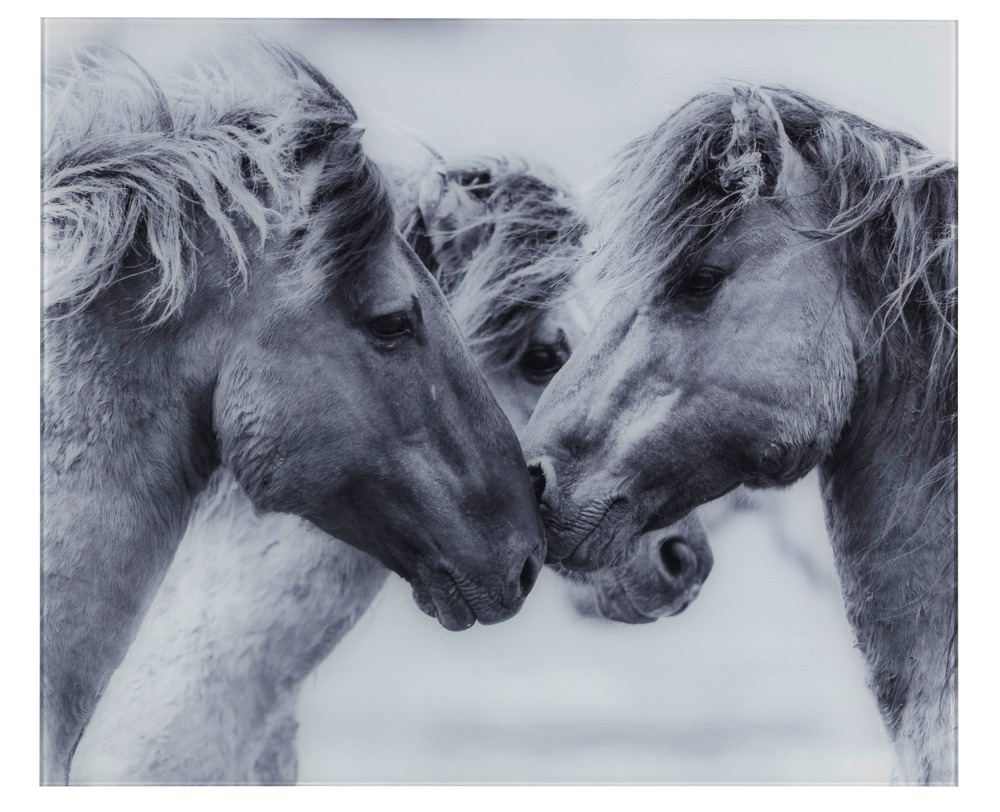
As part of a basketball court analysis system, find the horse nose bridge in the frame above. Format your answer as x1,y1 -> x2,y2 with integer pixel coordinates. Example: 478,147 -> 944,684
523,393 -> 592,475
526,349 -> 635,467
602,387 -> 682,474
586,338 -> 656,428
522,338 -> 591,431
460,441 -> 533,514
448,362 -> 535,483
458,475 -> 539,541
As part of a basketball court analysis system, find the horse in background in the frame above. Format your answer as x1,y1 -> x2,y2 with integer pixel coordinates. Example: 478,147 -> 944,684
41,39 -> 545,784
567,471 -> 836,623
524,85 -> 956,783
72,155 -> 633,783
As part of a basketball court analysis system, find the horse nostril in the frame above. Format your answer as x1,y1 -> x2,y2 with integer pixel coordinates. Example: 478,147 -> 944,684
528,463 -> 546,502
658,537 -> 690,578
519,553 -> 540,597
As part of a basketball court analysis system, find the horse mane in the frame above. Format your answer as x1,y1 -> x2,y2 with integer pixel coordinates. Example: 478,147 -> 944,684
583,83 -> 956,458
42,35 -> 394,323
394,156 -> 585,369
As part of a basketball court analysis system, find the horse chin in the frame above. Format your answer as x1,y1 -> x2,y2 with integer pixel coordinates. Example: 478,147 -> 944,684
637,498 -> 694,537
593,581 -> 660,625
410,569 -> 481,632
588,563 -> 703,625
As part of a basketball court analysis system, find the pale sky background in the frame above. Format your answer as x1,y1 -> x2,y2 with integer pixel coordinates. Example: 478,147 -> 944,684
42,19 -> 956,191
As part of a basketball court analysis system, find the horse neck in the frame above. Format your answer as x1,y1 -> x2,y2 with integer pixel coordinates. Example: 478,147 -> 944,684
70,469 -> 390,783
43,297 -> 220,537
42,279 -> 223,777
819,347 -> 956,783
44,216 -> 240,510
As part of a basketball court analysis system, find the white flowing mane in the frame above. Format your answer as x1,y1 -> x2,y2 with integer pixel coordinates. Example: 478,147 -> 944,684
583,83 -> 956,453
42,36 -> 389,323
396,157 -> 584,369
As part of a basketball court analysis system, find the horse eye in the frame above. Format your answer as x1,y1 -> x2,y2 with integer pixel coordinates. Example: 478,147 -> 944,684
676,267 -> 728,298
367,312 -> 413,341
519,344 -> 567,383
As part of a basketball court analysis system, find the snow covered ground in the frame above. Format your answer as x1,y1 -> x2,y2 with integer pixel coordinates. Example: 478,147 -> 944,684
296,492 -> 893,784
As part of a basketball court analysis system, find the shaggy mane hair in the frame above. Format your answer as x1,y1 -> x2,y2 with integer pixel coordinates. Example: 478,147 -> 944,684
580,83 -> 956,458
42,35 -> 395,323
395,157 -> 585,369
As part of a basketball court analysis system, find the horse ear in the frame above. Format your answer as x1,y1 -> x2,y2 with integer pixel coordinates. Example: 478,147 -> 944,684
403,167 -> 448,273
417,165 -> 491,237
771,135 -> 814,202
413,165 -> 494,289
296,126 -> 359,213
721,86 -> 802,202
416,165 -> 449,225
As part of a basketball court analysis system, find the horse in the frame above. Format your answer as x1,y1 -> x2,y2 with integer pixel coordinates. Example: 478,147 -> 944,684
523,85 -> 956,784
69,155 -> 615,783
71,154 -> 715,784
41,40 -> 546,784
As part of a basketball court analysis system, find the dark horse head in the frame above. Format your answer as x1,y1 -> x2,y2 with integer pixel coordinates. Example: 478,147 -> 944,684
524,84 -> 955,574
42,39 -> 545,644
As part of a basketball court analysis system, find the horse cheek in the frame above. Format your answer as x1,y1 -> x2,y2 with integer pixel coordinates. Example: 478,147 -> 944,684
790,299 -> 860,474
212,354 -> 288,511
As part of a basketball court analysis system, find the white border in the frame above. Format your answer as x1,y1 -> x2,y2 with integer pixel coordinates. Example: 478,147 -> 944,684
11,4 -> 995,810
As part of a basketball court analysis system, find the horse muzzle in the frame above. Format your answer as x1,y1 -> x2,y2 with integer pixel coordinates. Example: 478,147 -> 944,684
410,534 -> 545,630
578,518 -> 714,623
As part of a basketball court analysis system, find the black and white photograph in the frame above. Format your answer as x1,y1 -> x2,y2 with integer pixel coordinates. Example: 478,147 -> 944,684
39,16 -> 958,787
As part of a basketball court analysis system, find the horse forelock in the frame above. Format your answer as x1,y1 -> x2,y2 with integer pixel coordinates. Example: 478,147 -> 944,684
578,86 -> 766,302
720,85 -> 795,202
396,156 -> 584,369
42,34 -> 378,324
